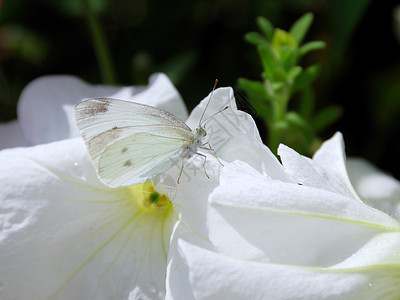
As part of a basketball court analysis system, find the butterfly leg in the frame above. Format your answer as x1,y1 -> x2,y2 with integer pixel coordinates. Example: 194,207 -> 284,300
177,158 -> 185,184
201,142 -> 224,166
196,152 -> 209,179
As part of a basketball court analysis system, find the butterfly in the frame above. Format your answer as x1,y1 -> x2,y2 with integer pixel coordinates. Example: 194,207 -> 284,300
74,81 -> 226,188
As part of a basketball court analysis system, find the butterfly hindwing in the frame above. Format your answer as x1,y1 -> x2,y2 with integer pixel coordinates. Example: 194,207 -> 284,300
97,132 -> 187,187
87,124 -> 192,166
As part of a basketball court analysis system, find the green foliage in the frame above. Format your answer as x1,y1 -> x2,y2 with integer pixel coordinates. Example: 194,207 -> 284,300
289,13 -> 313,45
238,13 -> 341,155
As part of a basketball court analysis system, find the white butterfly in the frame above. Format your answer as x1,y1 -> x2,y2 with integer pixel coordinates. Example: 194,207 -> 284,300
74,86 -> 226,188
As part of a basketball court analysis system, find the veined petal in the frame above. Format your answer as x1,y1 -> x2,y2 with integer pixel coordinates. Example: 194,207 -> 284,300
278,132 -> 360,200
161,155 -> 226,300
207,161 -> 400,267
185,87 -> 287,180
333,232 -> 400,268
313,132 -> 360,199
347,158 -> 400,218
165,225 -> 213,300
17,73 -> 187,145
154,151 -> 223,239
0,120 -> 28,150
0,138 -> 175,299
175,239 -> 400,300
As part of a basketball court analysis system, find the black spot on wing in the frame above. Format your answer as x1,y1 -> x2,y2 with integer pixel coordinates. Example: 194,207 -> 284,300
121,147 -> 128,153
124,160 -> 132,167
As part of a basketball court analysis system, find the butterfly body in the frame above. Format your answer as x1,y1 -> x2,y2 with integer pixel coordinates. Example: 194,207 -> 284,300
181,126 -> 207,160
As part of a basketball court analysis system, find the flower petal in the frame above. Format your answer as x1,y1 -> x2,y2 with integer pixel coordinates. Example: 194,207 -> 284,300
278,132 -> 359,199
0,120 -> 29,149
162,156 -> 225,300
207,161 -> 400,267
185,87 -> 287,180
347,158 -> 400,218
153,152 -> 223,239
313,132 -> 360,199
18,73 -> 187,145
175,239 -> 400,300
0,139 -> 174,299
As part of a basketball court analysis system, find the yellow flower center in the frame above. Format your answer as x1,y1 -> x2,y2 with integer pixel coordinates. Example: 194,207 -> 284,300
125,181 -> 173,214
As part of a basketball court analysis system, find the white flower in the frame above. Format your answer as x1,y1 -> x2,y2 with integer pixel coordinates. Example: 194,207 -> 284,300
347,158 -> 400,218
0,76 -> 271,299
0,73 -> 187,149
171,133 -> 400,300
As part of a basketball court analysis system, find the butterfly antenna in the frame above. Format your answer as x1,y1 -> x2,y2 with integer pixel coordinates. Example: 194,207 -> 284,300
199,79 -> 218,125
200,105 -> 229,125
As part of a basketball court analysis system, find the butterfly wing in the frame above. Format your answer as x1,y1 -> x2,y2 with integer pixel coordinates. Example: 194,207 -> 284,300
74,98 -> 193,187
97,132 -> 187,187
75,98 -> 191,142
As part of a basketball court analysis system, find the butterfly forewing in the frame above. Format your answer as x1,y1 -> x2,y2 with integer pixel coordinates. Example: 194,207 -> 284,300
75,98 -> 191,142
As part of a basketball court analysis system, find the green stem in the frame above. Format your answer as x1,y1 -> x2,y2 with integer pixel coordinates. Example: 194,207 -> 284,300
268,125 -> 279,155
82,0 -> 116,84
268,102 -> 280,154
268,89 -> 289,154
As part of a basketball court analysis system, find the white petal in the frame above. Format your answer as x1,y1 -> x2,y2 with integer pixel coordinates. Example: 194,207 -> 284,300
333,232 -> 400,268
0,139 -> 173,299
347,158 -> 400,217
18,73 -> 187,145
161,156 -> 224,300
185,87 -> 287,180
207,161 -> 400,267
313,132 -> 360,199
0,120 -> 29,150
155,152 -> 223,239
165,225 -> 212,300
176,239 -> 400,300
278,132 -> 359,199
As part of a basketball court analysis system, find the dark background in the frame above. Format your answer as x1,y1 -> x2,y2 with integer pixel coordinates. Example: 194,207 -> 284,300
1,0 -> 400,179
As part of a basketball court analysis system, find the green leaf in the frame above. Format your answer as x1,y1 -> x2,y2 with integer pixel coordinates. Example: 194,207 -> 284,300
257,45 -> 278,80
291,64 -> 320,93
279,46 -> 297,71
237,79 -> 273,120
271,81 -> 285,94
237,78 -> 269,100
299,41 -> 326,56
256,16 -> 274,41
244,32 -> 269,47
298,87 -> 315,120
248,97 -> 273,121
289,13 -> 313,45
312,106 -> 343,131
274,120 -> 290,131
286,111 -> 314,143
287,66 -> 303,81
